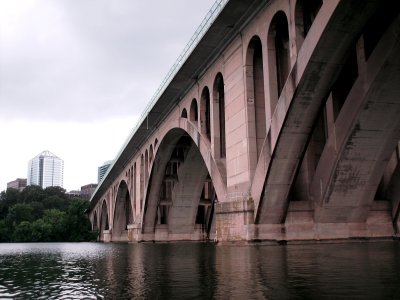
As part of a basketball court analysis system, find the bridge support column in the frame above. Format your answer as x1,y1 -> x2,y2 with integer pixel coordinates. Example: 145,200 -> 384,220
215,198 -> 255,242
127,224 -> 141,242
102,230 -> 112,243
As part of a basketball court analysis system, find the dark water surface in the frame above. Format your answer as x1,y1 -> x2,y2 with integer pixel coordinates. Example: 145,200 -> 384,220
0,241 -> 399,299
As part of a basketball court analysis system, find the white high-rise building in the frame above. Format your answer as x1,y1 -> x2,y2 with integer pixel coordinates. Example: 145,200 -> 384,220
27,150 -> 64,188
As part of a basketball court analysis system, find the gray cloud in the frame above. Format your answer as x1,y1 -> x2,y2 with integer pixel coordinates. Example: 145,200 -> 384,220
0,0 -> 215,122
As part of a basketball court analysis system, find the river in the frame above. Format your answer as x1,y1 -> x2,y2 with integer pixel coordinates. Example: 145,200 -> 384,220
0,241 -> 399,299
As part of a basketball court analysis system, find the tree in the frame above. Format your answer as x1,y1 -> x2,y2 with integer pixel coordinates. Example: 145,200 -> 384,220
44,186 -> 67,200
0,220 -> 11,242
0,188 -> 20,218
20,185 -> 44,203
13,221 -> 33,242
30,201 -> 45,219
6,203 -> 34,226
42,209 -> 67,241
65,199 -> 96,241
0,187 -> 96,242
42,195 -> 69,211
31,219 -> 52,242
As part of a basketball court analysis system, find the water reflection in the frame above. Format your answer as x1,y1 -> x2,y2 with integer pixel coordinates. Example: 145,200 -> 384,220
0,241 -> 399,299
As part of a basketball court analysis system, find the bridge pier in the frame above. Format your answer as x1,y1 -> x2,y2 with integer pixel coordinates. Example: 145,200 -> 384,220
101,230 -> 112,243
215,198 -> 255,241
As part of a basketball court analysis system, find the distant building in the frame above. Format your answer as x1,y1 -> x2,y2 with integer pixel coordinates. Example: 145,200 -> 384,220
81,183 -> 97,199
67,190 -> 82,198
7,178 -> 27,191
28,150 -> 64,188
98,160 -> 112,183
67,183 -> 97,200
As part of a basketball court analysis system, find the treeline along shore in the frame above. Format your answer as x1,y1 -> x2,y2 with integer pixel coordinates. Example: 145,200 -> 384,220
0,186 -> 97,242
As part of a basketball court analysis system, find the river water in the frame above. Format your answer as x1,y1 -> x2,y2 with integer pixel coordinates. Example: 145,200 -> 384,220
0,241 -> 399,299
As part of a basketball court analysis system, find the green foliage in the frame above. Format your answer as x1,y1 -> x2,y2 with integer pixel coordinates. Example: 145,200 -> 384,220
0,188 -> 20,218
6,203 -> 34,226
31,219 -> 52,242
65,199 -> 97,241
0,220 -> 11,242
0,186 -> 96,242
20,185 -> 44,203
13,221 -> 33,242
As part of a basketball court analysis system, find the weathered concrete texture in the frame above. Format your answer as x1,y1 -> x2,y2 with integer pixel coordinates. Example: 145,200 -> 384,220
88,0 -> 400,243
215,199 -> 254,241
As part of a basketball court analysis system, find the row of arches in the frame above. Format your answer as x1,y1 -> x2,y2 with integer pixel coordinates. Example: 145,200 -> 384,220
92,0 -> 326,238
246,0 -> 323,165
181,73 -> 226,159
93,128 -> 219,241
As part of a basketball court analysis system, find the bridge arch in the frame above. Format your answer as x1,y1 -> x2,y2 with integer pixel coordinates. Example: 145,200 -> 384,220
200,87 -> 211,141
267,10 -> 290,119
246,35 -> 266,169
141,127 -> 224,240
253,0 -> 387,225
99,200 -> 109,241
149,144 -> 154,165
92,211 -> 99,231
190,98 -> 199,124
140,154 -> 144,213
181,108 -> 188,119
112,180 -> 133,241
212,73 -> 226,158
145,149 -> 149,183
309,12 -> 400,223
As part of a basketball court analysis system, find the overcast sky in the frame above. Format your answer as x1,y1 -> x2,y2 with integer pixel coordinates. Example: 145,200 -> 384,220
0,0 -> 216,192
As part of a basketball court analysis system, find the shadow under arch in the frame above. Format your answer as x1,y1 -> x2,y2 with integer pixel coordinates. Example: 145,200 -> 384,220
92,210 -> 99,231
100,200 -> 109,241
112,180 -> 133,241
141,127 -> 222,241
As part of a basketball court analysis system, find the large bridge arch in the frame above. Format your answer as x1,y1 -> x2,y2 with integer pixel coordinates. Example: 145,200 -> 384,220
252,0 -> 384,224
310,12 -> 400,223
141,127 -> 225,241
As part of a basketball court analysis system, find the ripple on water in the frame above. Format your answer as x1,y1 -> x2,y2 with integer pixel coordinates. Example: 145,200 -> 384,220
0,242 -> 399,299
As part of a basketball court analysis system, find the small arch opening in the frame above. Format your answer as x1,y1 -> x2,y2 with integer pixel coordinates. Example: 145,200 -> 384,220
295,0 -> 323,50
181,108 -> 188,119
190,98 -> 199,123
213,73 -> 226,158
200,87 -> 211,141
268,11 -> 290,117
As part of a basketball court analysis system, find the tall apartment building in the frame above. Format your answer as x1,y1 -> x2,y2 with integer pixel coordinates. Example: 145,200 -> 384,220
28,150 -> 64,188
98,160 -> 112,183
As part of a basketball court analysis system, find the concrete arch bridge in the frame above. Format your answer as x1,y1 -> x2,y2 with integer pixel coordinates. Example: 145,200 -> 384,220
88,0 -> 400,242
